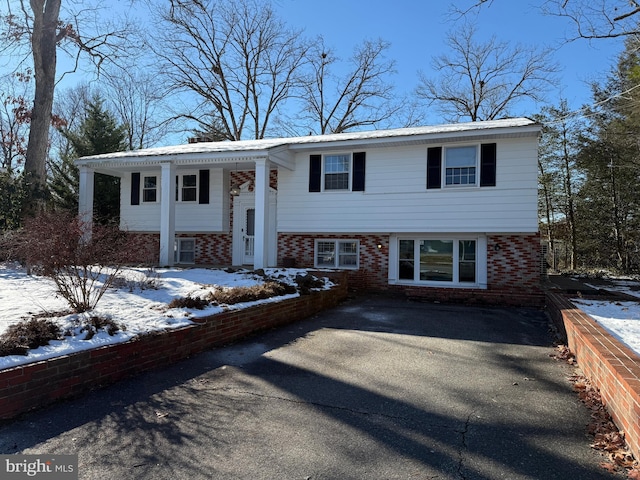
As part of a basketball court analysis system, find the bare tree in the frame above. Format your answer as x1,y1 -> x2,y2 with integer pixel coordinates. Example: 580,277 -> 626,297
153,0 -> 308,141
452,0 -> 640,39
50,82 -> 93,160
102,67 -> 172,150
297,37 -> 402,134
0,71 -> 31,172
416,22 -> 558,122
0,0 -> 136,207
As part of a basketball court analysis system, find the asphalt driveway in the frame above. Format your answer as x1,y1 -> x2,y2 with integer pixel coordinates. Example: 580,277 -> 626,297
0,295 -> 622,479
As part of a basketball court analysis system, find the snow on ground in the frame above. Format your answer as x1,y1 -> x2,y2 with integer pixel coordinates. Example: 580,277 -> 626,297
571,278 -> 640,358
0,262 -> 328,370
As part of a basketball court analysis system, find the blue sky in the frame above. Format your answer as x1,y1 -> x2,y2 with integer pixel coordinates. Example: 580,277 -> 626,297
274,0 -> 623,122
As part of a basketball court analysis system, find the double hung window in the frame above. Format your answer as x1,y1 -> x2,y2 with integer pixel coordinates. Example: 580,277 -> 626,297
315,240 -> 359,269
175,238 -> 195,264
324,154 -> 350,190
308,152 -> 366,192
427,143 -> 496,189
176,174 -> 198,202
445,146 -> 477,186
143,176 -> 157,202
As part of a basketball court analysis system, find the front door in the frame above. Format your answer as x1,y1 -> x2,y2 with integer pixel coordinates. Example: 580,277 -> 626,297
243,207 -> 255,264
232,187 -> 277,267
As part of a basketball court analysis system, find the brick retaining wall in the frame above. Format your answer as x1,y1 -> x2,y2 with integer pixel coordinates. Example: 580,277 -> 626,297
546,292 -> 640,459
0,273 -> 348,420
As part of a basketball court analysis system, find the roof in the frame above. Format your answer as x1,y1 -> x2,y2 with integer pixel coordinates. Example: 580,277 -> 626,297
76,118 -> 540,167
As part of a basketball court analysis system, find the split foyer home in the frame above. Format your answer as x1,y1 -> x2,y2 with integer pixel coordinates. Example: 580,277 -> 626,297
76,117 -> 544,305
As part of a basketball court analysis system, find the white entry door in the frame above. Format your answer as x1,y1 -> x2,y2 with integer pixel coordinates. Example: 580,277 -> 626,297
243,207 -> 255,264
232,187 -> 277,267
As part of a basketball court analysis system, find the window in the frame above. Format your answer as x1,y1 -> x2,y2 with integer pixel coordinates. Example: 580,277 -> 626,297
324,154 -> 350,190
427,143 -> 496,189
176,174 -> 198,202
309,152 -> 366,192
175,238 -> 195,264
445,146 -> 477,186
143,176 -> 157,202
315,240 -> 359,269
397,238 -> 476,284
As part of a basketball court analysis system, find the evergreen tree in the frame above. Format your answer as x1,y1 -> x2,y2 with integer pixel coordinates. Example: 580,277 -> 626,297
536,102 -> 584,270
575,36 -> 640,272
50,96 -> 126,224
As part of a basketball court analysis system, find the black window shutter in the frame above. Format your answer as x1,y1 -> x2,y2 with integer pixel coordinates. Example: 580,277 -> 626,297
427,147 -> 442,189
199,169 -> 210,204
480,143 -> 497,187
352,152 -> 366,191
131,172 -> 140,205
309,154 -> 321,192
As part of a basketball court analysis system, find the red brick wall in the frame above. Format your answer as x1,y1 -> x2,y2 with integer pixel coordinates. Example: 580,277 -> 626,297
176,233 -> 232,265
278,233 -> 389,291
279,232 -> 543,305
0,278 -> 348,420
487,233 -> 542,293
547,293 -> 640,460
127,233 -> 160,263
231,170 -> 278,191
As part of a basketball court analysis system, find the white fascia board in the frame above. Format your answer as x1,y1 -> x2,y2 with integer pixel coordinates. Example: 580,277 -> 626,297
75,150 -> 289,170
287,124 -> 541,152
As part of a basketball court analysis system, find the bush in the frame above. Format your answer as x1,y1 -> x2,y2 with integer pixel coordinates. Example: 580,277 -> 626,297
80,315 -> 122,340
0,318 -> 61,356
168,295 -> 210,310
207,281 -> 297,305
6,211 -> 133,313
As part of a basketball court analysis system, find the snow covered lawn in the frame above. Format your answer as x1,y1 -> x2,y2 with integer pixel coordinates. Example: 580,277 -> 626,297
0,262 -> 328,370
570,279 -> 640,358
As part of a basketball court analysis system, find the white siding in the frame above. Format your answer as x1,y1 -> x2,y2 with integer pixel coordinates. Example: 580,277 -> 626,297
120,168 -> 229,233
277,137 -> 538,233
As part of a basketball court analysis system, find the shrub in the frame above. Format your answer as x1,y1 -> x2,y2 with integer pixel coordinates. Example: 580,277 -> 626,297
7,211 -> 133,313
0,318 -> 61,356
207,280 -> 297,305
168,295 -> 210,309
81,315 -> 122,340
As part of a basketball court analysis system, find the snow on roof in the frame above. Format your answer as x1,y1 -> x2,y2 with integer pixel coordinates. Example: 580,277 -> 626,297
77,117 -> 539,163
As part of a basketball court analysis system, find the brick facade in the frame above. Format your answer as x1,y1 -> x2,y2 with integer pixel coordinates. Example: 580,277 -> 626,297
487,233 -> 542,293
278,233 -> 389,291
0,276 -> 348,420
278,232 -> 543,305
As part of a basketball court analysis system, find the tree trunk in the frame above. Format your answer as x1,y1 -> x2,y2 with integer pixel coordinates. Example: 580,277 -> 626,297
561,124 -> 577,270
24,0 -> 61,196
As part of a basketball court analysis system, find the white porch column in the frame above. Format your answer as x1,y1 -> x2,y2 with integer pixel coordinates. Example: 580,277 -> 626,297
159,161 -> 176,266
78,166 -> 94,239
253,158 -> 270,269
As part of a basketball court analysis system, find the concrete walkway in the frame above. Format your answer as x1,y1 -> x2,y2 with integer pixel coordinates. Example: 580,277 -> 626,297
0,295 -> 623,479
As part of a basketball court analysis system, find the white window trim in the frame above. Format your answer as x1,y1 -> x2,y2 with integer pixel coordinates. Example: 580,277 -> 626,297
322,152 -> 352,192
176,172 -> 198,202
388,234 -> 487,289
314,239 -> 360,269
142,175 -> 158,203
175,238 -> 196,264
443,145 -> 479,188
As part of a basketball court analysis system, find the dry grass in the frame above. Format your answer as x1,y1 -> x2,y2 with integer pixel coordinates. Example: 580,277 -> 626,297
0,318 -> 61,356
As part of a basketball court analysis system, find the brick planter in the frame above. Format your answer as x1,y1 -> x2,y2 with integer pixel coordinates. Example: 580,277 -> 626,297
546,292 -> 640,459
0,275 -> 348,420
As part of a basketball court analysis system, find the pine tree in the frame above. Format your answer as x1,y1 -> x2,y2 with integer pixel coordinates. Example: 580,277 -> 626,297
50,96 -> 126,224
575,36 -> 640,272
536,101 -> 584,270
